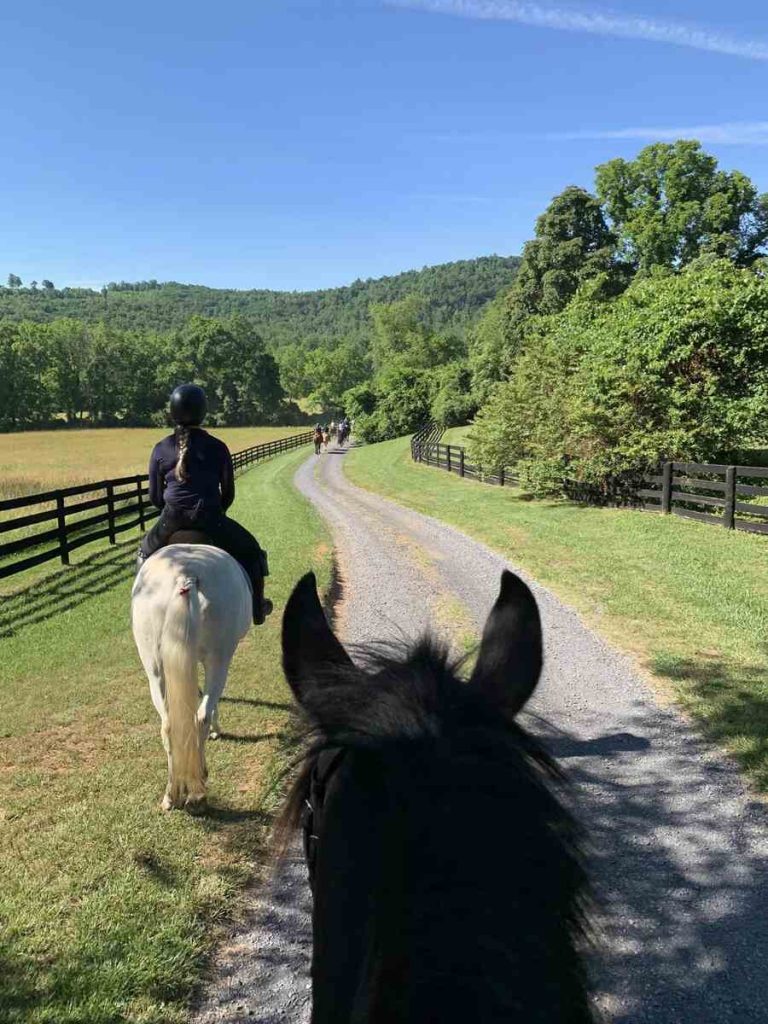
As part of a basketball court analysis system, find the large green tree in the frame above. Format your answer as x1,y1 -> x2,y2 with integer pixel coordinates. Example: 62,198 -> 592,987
470,186 -> 621,397
511,186 -> 620,316
596,141 -> 768,272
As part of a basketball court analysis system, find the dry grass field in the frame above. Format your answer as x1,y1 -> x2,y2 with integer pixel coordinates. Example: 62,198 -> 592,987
0,426 -> 304,498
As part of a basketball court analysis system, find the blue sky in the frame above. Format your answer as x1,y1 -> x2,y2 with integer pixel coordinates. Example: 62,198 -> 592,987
2,0 -> 768,290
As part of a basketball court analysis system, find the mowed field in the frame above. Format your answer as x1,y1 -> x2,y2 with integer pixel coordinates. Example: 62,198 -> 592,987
0,426 -> 304,498
1,445 -> 328,1024
346,436 -> 768,792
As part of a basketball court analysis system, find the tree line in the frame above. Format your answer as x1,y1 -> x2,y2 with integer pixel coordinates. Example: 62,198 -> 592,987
0,256 -> 518,434
0,256 -> 519,339
0,314 -> 297,432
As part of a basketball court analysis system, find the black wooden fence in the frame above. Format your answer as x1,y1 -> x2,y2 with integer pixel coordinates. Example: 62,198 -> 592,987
0,431 -> 313,581
411,429 -> 768,536
637,461 -> 768,535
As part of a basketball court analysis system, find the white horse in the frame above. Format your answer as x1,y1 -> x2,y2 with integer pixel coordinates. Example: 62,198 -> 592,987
131,544 -> 252,812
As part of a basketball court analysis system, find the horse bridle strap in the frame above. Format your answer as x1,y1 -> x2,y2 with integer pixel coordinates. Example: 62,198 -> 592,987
301,747 -> 345,889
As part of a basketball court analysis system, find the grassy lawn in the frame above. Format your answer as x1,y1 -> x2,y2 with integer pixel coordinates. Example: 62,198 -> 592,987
0,426 -> 305,498
346,436 -> 768,791
441,426 -> 472,446
0,445 -> 327,1024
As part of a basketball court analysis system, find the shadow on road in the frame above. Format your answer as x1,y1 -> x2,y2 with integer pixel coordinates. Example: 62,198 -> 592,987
536,704 -> 768,1023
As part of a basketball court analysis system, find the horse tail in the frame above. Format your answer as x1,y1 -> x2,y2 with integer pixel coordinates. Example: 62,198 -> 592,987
161,575 -> 203,797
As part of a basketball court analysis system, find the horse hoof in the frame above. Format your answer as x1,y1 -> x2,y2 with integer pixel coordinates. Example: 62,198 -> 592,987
185,794 -> 207,816
209,730 -> 219,741
161,793 -> 174,812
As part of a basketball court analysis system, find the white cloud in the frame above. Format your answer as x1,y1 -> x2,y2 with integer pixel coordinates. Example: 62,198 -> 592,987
547,122 -> 768,145
388,0 -> 768,61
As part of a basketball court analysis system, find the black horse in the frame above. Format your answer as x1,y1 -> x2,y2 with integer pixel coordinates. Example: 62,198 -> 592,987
279,571 -> 595,1024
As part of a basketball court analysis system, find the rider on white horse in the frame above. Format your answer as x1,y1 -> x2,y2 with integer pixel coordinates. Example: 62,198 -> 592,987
137,384 -> 271,625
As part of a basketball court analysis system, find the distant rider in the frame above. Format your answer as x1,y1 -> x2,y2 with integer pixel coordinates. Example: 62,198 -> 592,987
136,384 -> 272,625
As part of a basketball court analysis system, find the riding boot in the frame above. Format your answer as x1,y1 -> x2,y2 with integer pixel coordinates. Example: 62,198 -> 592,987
251,568 -> 273,626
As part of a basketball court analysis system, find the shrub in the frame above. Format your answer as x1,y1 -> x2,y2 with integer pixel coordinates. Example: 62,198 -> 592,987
470,259 -> 768,494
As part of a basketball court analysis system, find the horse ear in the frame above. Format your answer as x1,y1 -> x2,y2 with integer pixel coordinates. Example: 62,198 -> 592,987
468,571 -> 543,716
282,572 -> 353,704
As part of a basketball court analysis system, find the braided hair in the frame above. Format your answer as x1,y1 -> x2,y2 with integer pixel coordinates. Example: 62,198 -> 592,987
175,425 -> 191,483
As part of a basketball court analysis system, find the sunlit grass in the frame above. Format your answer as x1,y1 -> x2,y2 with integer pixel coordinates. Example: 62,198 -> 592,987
346,436 -> 768,791
0,446 -> 328,1023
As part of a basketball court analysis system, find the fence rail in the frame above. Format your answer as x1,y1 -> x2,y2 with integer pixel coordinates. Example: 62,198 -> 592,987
411,429 -> 768,536
0,430 -> 313,581
413,436 -> 519,488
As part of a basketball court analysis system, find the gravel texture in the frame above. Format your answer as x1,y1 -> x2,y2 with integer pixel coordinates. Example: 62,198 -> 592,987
193,446 -> 768,1023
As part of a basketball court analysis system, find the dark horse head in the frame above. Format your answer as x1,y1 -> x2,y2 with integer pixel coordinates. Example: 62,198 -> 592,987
280,571 -> 594,1024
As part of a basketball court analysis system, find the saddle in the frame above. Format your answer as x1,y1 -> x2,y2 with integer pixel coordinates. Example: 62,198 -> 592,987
167,529 -> 212,545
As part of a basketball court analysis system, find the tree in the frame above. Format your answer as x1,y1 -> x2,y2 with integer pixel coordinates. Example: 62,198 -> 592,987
468,187 -> 622,401
41,279 -> 54,290
468,290 -> 515,405
512,186 -> 620,317
165,315 -> 286,424
350,364 -> 434,443
596,141 -> 768,272
7,274 -> 21,289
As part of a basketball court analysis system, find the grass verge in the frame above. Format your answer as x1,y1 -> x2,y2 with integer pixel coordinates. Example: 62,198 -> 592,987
0,445 -> 327,1024
345,436 -> 768,791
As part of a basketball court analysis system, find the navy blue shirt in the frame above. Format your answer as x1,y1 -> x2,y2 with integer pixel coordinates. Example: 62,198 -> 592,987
148,429 -> 235,514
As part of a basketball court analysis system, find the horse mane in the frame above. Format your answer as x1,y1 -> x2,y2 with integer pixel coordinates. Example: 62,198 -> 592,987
277,636 -> 594,1020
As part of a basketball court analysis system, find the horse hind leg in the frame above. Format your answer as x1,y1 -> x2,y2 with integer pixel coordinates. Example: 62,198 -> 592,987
138,653 -> 176,811
200,652 -> 234,741
186,652 -> 234,810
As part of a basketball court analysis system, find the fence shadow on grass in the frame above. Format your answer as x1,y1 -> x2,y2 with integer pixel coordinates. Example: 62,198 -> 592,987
219,731 -> 286,745
219,696 -> 293,711
0,542 -> 134,638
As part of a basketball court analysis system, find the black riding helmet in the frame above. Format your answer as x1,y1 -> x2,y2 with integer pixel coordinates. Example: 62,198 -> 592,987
169,384 -> 207,426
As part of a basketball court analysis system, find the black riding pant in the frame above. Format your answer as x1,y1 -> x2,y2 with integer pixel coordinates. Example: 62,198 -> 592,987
141,507 -> 267,597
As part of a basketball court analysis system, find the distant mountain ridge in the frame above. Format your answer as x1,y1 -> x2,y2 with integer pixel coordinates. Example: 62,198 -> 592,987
0,255 -> 520,345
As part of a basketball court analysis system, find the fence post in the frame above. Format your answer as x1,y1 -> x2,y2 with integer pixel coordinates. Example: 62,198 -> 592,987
459,449 -> 465,478
136,476 -> 145,531
56,492 -> 70,566
447,446 -> 452,474
106,483 -> 116,544
500,467 -> 505,487
724,466 -> 736,530
661,461 -> 672,514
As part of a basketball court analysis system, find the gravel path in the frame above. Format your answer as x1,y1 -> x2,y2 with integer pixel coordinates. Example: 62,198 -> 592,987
194,446 -> 768,1023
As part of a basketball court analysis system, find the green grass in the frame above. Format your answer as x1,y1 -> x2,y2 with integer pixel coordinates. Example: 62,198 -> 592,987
441,426 -> 472,446
0,445 -> 328,1024
346,436 -> 768,791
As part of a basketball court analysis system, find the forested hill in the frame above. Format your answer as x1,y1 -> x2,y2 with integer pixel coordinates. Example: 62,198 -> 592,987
0,255 -> 520,346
